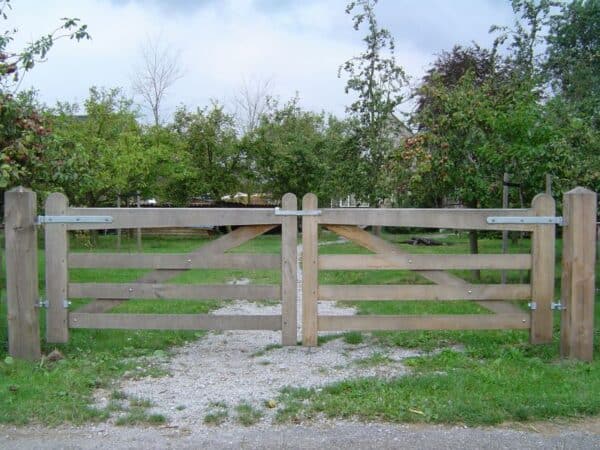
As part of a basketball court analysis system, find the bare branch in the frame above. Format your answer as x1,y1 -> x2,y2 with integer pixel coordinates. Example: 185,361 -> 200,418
232,76 -> 273,135
131,35 -> 184,126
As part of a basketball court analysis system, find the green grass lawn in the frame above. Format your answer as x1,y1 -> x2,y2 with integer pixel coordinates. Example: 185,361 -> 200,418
0,229 -> 599,427
278,230 -> 600,426
0,232 -> 279,425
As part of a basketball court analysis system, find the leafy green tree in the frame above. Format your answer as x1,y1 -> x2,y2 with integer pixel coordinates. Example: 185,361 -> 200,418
172,103 -> 245,201
546,0 -> 600,121
47,87 -> 150,205
0,0 -> 90,191
245,97 -> 329,200
339,0 -> 408,204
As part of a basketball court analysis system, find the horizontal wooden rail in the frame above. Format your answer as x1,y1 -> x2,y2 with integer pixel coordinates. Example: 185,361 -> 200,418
63,207 -> 282,230
319,284 -> 531,301
318,208 -> 535,231
69,253 -> 280,270
69,313 -> 282,330
69,283 -> 280,301
319,253 -> 531,271
318,313 -> 530,331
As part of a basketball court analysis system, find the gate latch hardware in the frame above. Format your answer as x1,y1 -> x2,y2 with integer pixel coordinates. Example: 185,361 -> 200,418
36,215 -> 113,225
36,299 -> 48,309
486,216 -> 564,226
528,302 -> 537,310
274,208 -> 322,216
552,302 -> 566,311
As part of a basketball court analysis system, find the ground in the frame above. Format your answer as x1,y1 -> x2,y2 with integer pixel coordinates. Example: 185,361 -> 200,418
1,231 -> 599,449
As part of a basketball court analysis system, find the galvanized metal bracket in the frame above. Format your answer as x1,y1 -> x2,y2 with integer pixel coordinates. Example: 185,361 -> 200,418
274,208 -> 322,216
552,302 -> 566,311
36,299 -> 48,309
486,216 -> 564,226
487,216 -> 564,226
528,302 -> 537,310
36,215 -> 113,225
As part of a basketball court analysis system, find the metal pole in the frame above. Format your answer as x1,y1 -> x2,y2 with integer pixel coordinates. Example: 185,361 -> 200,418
501,172 -> 509,284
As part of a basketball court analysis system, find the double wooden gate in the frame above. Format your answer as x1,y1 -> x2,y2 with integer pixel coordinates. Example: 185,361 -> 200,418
4,187 -> 596,361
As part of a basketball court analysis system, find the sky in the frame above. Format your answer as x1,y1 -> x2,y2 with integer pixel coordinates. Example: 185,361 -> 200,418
7,0 -> 516,122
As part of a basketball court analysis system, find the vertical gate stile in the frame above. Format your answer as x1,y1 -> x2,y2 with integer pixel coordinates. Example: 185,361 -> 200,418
302,193 -> 319,346
45,193 -> 70,343
281,193 -> 298,345
530,193 -> 556,344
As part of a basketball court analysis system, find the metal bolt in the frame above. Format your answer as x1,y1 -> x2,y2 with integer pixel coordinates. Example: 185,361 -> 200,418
128,288 -> 134,293
408,259 -> 412,264
187,259 -> 192,263
467,289 -> 472,294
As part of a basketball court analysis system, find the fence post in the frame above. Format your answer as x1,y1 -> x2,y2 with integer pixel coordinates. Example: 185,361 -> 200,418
530,193 -> 556,344
45,193 -> 69,343
560,187 -> 597,361
5,187 -> 41,360
302,193 -> 318,346
281,193 -> 298,346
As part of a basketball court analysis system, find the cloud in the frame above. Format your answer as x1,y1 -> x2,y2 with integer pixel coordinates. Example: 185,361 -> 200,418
7,0 -> 515,121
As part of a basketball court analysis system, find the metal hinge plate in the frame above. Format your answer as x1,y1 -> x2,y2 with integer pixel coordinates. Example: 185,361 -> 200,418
552,302 -> 566,311
274,208 -> 322,216
486,216 -> 564,225
37,215 -> 113,225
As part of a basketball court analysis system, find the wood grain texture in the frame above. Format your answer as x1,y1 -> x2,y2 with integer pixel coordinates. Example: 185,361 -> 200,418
302,193 -> 319,346
75,224 -> 278,313
281,193 -> 298,345
319,253 -> 531,270
530,193 -> 556,344
45,193 -> 69,343
69,252 -> 280,269
323,225 -> 524,315
560,187 -> 597,361
69,283 -> 280,301
318,284 -> 531,301
5,187 -> 41,360
318,314 -> 530,331
69,313 -> 282,330
64,207 -> 282,230
319,208 -> 536,231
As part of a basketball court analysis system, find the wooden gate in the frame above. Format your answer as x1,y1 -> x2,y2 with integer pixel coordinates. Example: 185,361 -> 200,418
4,187 -> 596,361
42,192 -> 298,346
300,191 -> 594,357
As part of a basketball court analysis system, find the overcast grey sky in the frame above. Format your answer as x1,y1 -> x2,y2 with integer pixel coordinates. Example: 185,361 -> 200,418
7,0 -> 515,121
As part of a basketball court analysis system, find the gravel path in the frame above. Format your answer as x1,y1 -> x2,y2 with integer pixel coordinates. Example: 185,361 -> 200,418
2,420 -> 599,449
114,243 -> 418,427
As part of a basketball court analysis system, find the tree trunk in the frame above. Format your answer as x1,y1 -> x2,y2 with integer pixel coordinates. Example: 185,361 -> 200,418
468,230 -> 481,280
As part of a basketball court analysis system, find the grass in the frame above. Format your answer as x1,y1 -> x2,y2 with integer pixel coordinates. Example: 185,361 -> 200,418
0,233 -> 279,425
235,402 -> 263,426
276,230 -> 600,426
2,229 -> 600,427
204,402 -> 229,426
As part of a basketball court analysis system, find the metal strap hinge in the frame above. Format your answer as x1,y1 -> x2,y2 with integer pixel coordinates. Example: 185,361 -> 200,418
36,215 -> 113,225
486,216 -> 564,225
552,302 -> 566,311
274,208 -> 322,216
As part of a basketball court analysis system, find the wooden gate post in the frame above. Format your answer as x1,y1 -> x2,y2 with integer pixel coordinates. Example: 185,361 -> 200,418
560,187 -> 597,361
302,193 -> 318,346
5,187 -> 41,360
281,193 -> 298,345
530,193 -> 556,344
45,193 -> 69,343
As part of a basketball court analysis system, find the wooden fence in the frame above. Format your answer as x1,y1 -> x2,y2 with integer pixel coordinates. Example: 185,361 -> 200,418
300,189 -> 596,362
3,187 -> 597,361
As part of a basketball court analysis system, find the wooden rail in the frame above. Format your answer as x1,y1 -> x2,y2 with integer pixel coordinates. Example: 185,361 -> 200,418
64,207 -> 282,230
317,208 -> 536,231
318,284 -> 531,301
319,253 -> 531,270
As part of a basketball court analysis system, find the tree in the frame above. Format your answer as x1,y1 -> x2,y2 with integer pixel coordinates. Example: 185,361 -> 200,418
232,77 -> 272,135
131,36 -> 184,126
546,0 -> 600,120
0,0 -> 90,191
172,103 -> 244,201
339,0 -> 408,204
47,87 -> 151,206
